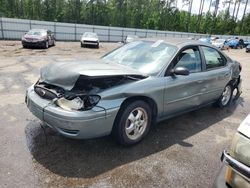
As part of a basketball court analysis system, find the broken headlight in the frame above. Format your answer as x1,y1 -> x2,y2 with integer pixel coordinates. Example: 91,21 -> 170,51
55,95 -> 101,111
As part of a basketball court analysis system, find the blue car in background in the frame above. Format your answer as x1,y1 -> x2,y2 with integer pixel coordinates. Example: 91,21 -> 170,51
225,39 -> 244,49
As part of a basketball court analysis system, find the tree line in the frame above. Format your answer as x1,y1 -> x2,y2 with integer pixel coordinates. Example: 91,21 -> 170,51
0,0 -> 249,35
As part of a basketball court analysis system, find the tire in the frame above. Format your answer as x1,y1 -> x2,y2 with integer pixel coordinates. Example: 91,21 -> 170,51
23,45 -> 27,48
44,41 -> 49,49
52,40 -> 56,46
112,100 -> 152,146
97,43 -> 99,49
81,42 -> 84,48
217,85 -> 233,108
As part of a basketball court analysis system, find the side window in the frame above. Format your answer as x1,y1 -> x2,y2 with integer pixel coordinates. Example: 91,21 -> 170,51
201,46 -> 227,70
175,47 -> 202,73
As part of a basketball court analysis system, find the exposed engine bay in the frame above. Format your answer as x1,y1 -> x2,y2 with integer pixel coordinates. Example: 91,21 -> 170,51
34,74 -> 146,111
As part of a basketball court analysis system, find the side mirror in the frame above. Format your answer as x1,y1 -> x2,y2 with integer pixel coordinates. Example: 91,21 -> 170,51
173,67 -> 190,76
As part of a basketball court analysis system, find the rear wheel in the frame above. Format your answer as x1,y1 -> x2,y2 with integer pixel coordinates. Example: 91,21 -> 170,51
217,85 -> 233,108
112,100 -> 152,146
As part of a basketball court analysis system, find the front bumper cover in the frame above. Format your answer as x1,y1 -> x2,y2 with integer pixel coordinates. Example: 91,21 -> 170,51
25,86 -> 119,139
22,40 -> 46,47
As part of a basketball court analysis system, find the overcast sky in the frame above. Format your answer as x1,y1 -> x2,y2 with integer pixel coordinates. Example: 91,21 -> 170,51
176,0 -> 250,19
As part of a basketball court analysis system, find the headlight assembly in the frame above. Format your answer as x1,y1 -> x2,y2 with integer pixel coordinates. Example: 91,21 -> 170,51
55,95 -> 101,111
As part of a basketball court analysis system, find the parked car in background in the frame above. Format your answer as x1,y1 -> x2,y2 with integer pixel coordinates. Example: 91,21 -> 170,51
213,114 -> 250,188
124,35 -> 139,43
212,39 -> 229,50
244,40 -> 250,48
199,37 -> 211,44
225,38 -> 245,49
80,32 -> 99,48
26,38 -> 242,145
246,44 -> 250,53
22,29 -> 55,49
211,36 -> 219,41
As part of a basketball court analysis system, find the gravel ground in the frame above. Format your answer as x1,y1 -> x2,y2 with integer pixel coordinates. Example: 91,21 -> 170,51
0,41 -> 249,188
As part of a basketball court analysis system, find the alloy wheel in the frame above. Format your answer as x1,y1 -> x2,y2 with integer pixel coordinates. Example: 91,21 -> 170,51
125,107 -> 148,140
221,85 -> 232,106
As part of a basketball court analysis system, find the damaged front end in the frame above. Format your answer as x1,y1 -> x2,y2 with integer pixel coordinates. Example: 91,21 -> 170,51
34,74 -> 146,111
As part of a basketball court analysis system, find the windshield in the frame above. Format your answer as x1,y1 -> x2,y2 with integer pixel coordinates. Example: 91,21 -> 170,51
102,40 -> 177,75
27,30 -> 46,36
83,32 -> 97,38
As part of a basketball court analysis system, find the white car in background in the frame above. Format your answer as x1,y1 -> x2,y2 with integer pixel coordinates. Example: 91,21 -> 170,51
80,32 -> 99,48
212,39 -> 229,50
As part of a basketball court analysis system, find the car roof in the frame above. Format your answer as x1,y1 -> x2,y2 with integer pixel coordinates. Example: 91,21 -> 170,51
141,37 -> 214,48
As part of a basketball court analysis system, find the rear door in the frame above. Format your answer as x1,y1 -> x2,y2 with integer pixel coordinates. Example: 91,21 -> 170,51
199,46 -> 231,103
163,46 -> 207,116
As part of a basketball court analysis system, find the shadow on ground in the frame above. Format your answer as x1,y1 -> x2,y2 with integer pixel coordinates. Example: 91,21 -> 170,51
25,98 -> 243,178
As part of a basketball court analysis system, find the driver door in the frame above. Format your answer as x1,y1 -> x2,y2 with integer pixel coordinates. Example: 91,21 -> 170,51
163,46 -> 206,116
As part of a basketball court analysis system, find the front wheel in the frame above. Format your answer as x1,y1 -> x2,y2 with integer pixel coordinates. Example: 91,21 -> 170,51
217,85 -> 233,108
112,100 -> 152,146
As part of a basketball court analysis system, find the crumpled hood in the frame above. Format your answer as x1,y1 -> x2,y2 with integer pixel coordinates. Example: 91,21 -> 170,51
40,59 -> 144,90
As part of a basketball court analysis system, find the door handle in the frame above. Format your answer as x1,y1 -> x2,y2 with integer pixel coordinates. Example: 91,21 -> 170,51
224,73 -> 230,77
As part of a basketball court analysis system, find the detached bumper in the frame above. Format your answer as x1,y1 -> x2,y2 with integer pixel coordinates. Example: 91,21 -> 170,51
25,86 -> 119,139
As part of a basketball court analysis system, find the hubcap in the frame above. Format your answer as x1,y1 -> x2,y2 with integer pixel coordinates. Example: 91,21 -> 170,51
125,107 -> 148,140
221,86 -> 232,106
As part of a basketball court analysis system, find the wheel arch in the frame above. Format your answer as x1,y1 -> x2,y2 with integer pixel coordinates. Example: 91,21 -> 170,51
113,95 -> 158,128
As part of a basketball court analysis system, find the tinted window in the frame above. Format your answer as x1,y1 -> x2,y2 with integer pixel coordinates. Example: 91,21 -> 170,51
202,46 -> 227,69
175,48 -> 202,73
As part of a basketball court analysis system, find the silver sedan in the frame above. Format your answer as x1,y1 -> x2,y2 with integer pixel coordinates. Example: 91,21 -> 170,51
26,38 -> 242,145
